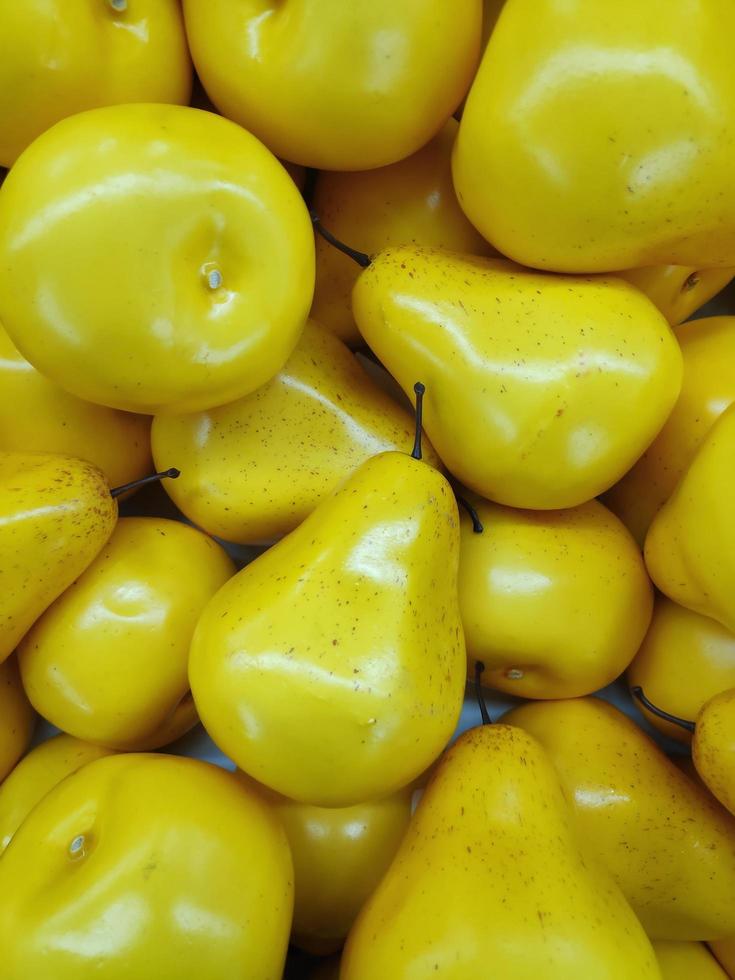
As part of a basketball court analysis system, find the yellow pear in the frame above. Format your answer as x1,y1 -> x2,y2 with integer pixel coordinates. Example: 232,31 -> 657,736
0,656 -> 34,782
353,246 -> 681,508
618,267 -> 735,327
0,322 -> 152,488
691,689 -> 735,816
341,724 -> 660,979
152,320 -> 438,544
646,404 -> 735,633
505,697 -> 735,939
628,597 -> 735,744
190,397 -> 466,806
710,938 -> 735,977
0,452 -> 117,664
310,120 -> 489,345
652,941 -> 728,979
454,0 -> 735,272
459,493 -> 652,697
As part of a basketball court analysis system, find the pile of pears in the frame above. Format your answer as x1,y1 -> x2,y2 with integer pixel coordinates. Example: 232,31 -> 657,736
2,1 -> 735,978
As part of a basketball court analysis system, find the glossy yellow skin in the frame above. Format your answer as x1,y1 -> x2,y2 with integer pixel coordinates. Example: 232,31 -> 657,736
0,323 -> 151,488
18,517 -> 234,750
628,598 -> 735,744
506,698 -> 735,940
152,320 -> 438,544
460,495 -> 652,699
0,735 -> 115,855
619,268 -> 735,327
481,0 -> 506,48
0,453 -> 116,665
311,120 -> 489,345
184,1 -> 481,170
342,725 -> 659,979
606,316 -> 735,544
653,942 -> 728,979
454,0 -> 735,272
190,452 -> 465,807
238,773 -> 411,955
710,939 -> 735,978
646,405 -> 735,633
0,0 -> 191,168
694,689 -> 735,816
0,103 -> 315,414
0,753 -> 293,980
0,657 -> 35,784
354,247 -> 682,508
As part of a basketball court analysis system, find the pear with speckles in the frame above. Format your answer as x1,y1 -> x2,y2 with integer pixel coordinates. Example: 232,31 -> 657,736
341,724 -> 660,980
352,246 -> 681,509
189,445 -> 466,807
506,697 -> 735,940
691,688 -> 735,817
0,452 -> 117,664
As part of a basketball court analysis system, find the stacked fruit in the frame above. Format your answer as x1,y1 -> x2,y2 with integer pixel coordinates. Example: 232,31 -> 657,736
1,2 -> 735,979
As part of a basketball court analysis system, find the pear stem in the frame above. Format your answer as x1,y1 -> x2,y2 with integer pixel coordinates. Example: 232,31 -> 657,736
411,382 -> 426,460
456,495 -> 484,533
630,687 -> 696,733
474,661 -> 492,725
110,468 -> 181,499
309,210 -> 371,268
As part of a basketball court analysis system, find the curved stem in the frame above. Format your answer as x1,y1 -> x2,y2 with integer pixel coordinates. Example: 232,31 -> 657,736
110,467 -> 180,499
309,210 -> 371,268
456,495 -> 484,533
474,661 -> 492,725
630,687 -> 696,733
411,382 -> 425,460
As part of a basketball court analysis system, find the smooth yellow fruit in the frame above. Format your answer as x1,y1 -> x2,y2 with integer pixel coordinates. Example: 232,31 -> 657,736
605,316 -> 735,544
18,517 -> 234,750
460,494 -> 652,698
653,942 -> 728,979
0,0 -> 192,169
0,322 -> 151,488
342,725 -> 660,979
646,405 -> 735,633
628,598 -> 735,744
454,0 -> 735,272
693,689 -> 735,816
353,247 -> 682,508
710,938 -> 735,977
183,1 -> 482,171
618,268 -> 735,327
481,0 -> 506,48
0,735 -> 115,855
238,773 -> 411,955
0,103 -> 315,414
0,452 -> 117,664
0,657 -> 34,784
0,753 -> 293,980
311,120 -> 489,345
506,697 -> 735,940
190,452 -> 465,807
152,320 -> 438,544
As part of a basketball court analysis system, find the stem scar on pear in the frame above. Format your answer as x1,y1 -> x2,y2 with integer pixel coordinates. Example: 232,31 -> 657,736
309,210 -> 371,268
474,661 -> 492,726
110,468 -> 181,499
630,687 -> 696,733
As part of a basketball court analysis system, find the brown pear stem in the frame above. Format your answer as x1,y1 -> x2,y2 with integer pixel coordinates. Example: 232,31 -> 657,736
456,495 -> 484,533
411,382 -> 426,460
474,661 -> 492,725
110,468 -> 180,499
309,210 -> 371,268
630,687 -> 696,733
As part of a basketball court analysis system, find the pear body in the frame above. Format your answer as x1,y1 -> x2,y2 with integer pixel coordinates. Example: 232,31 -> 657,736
506,697 -> 735,939
0,656 -> 35,782
152,321 -> 438,544
694,689 -> 735,816
0,452 -> 116,663
353,247 -> 681,508
342,725 -> 659,979
190,452 -> 465,806
653,941 -> 728,979
646,404 -> 735,633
